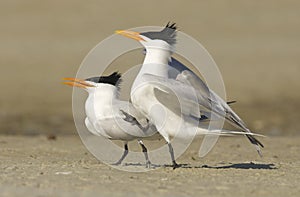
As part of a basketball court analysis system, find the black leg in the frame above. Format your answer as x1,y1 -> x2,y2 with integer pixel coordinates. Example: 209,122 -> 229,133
167,143 -> 180,169
138,140 -> 151,168
113,142 -> 128,165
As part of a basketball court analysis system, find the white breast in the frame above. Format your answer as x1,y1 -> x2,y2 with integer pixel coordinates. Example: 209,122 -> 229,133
131,83 -> 183,139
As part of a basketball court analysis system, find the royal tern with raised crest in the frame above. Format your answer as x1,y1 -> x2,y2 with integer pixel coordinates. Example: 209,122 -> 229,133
116,23 -> 264,168
63,72 -> 159,167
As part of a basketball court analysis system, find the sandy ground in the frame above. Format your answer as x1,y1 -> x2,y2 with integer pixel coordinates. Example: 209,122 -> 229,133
0,135 -> 299,197
1,1 -> 300,196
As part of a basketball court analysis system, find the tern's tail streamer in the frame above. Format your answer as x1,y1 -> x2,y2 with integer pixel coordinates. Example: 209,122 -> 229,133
197,128 -> 265,157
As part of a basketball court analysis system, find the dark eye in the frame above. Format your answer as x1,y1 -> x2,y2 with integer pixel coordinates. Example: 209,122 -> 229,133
142,48 -> 147,55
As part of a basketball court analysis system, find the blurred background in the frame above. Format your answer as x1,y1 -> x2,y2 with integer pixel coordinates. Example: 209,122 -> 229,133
1,0 -> 299,136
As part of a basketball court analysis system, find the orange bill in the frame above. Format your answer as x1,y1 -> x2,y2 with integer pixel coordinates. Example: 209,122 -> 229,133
62,78 -> 95,88
115,30 -> 145,41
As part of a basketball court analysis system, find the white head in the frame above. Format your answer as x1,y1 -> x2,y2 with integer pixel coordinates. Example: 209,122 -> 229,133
63,72 -> 122,94
115,22 -> 177,53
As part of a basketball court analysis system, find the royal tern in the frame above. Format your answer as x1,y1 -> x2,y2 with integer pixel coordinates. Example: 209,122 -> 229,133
63,72 -> 159,167
116,23 -> 264,168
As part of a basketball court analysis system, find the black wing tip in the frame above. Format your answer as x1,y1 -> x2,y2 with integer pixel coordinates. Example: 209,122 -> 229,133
246,134 -> 264,148
227,100 -> 237,105
246,134 -> 264,157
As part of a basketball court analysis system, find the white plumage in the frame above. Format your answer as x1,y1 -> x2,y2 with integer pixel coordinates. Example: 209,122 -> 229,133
63,74 -> 159,167
116,23 -> 264,168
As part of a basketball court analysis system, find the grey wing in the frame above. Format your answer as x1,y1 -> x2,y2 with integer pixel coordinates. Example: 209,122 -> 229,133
85,117 -> 111,138
169,57 -> 248,131
142,73 -> 203,120
169,57 -> 263,156
168,57 -> 193,79
176,69 -> 264,149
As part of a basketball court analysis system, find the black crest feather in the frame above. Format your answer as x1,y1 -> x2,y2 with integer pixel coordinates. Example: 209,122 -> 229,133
86,72 -> 122,87
165,22 -> 177,30
140,22 -> 177,45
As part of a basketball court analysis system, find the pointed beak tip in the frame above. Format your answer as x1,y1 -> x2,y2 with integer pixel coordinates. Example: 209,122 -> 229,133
115,30 -> 123,34
62,77 -> 95,89
62,78 -> 78,87
62,81 -> 74,87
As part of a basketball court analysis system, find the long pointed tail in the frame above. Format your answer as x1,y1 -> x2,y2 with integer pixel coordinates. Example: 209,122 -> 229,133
197,128 -> 265,157
199,129 -> 265,137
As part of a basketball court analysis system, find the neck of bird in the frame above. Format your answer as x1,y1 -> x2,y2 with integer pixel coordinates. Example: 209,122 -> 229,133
143,47 -> 171,65
85,84 -> 118,120
132,47 -> 171,91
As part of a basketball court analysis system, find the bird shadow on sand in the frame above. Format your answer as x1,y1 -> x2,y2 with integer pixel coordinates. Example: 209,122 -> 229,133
188,162 -> 277,170
121,162 -> 277,170
119,162 -> 189,169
